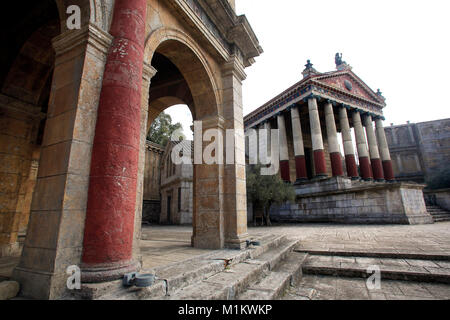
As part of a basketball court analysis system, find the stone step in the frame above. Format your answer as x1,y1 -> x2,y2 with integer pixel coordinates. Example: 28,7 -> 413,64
302,254 -> 450,284
162,237 -> 300,300
294,247 -> 450,261
89,234 -> 291,300
237,252 -> 308,300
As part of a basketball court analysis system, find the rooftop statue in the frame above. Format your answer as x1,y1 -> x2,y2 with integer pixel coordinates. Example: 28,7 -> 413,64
335,53 -> 346,66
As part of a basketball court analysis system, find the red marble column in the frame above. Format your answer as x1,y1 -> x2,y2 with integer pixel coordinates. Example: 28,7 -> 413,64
277,114 -> 291,182
308,98 -> 327,177
376,118 -> 395,181
352,111 -> 373,180
364,115 -> 384,181
339,107 -> 359,179
81,0 -> 147,283
325,102 -> 344,177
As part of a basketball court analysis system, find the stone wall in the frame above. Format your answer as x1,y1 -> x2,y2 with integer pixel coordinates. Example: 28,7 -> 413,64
270,177 -> 433,225
0,95 -> 41,257
385,118 -> 450,185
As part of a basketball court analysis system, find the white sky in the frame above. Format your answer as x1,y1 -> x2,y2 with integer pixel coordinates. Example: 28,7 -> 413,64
166,0 -> 450,137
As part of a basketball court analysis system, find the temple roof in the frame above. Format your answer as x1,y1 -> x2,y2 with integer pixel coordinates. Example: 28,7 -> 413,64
244,56 -> 386,129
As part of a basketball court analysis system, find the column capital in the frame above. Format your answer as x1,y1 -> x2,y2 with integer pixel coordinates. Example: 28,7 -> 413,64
143,62 -> 158,82
52,23 -> 113,57
223,55 -> 247,82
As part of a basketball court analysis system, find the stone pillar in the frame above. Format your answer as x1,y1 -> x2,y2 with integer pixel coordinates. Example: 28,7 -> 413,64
339,107 -> 359,179
364,114 -> 384,181
290,106 -> 308,182
13,24 -> 114,299
220,56 -> 249,249
352,111 -> 373,180
81,0 -> 147,283
308,98 -> 327,177
277,113 -> 290,182
375,118 -> 395,181
324,102 -> 343,177
133,62 -> 157,264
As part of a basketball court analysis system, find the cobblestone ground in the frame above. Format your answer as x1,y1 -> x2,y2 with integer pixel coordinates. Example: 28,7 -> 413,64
250,222 -> 450,255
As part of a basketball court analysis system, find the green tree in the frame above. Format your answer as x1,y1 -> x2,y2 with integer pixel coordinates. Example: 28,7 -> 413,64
147,112 -> 185,146
246,165 -> 296,226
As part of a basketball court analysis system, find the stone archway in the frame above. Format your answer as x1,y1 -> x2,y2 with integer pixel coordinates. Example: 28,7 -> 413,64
9,0 -> 114,300
138,26 -> 249,251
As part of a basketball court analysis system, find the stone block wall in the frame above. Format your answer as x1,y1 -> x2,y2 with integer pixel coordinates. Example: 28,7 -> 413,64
385,118 -> 450,184
270,177 -> 433,225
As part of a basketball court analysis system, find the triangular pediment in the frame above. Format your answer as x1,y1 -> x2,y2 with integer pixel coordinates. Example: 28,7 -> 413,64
313,71 -> 384,105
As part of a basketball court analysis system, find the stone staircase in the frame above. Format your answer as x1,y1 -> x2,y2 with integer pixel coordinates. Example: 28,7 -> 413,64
82,234 -> 305,300
426,205 -> 450,222
78,235 -> 450,300
295,247 -> 450,285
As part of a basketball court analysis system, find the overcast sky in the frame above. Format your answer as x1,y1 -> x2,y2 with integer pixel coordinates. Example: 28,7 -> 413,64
166,0 -> 450,137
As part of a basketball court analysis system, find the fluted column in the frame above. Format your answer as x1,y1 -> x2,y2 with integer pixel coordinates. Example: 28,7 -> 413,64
339,107 -> 359,179
364,114 -> 384,181
308,98 -> 327,177
277,113 -> 290,182
290,106 -> 308,182
352,111 -> 373,180
325,102 -> 343,177
375,118 -> 395,181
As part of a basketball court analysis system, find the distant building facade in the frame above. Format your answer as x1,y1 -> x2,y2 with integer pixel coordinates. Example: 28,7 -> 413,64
143,140 -> 193,225
159,141 -> 193,225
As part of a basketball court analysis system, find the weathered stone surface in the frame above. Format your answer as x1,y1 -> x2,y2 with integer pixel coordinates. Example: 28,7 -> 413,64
0,281 -> 20,300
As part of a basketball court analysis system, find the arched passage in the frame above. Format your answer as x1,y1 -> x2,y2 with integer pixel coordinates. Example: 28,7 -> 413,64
8,0 -> 114,300
140,30 -> 231,250
0,0 -> 60,258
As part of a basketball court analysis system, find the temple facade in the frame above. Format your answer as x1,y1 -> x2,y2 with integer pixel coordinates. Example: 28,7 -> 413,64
244,56 -> 433,225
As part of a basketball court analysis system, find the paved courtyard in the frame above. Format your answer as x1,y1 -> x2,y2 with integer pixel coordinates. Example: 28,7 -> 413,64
141,222 -> 450,267
1,222 -> 449,299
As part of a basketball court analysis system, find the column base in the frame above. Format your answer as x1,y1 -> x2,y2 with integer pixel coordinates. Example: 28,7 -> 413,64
313,149 -> 327,176
345,154 -> 359,179
359,156 -> 373,180
383,160 -> 395,181
280,160 -> 290,182
294,178 -> 309,185
371,158 -> 385,181
225,233 -> 250,250
81,260 -> 140,284
330,152 -> 344,177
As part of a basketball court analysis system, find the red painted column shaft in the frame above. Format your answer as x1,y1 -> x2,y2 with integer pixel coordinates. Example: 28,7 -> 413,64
345,154 -> 359,179
359,157 -> 373,180
81,0 -> 147,282
371,158 -> 385,181
330,152 -> 344,177
314,149 -> 327,176
280,160 -> 290,183
383,160 -> 395,181
295,155 -> 308,180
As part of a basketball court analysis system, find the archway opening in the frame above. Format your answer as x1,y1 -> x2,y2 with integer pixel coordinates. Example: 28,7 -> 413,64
0,0 -> 60,261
